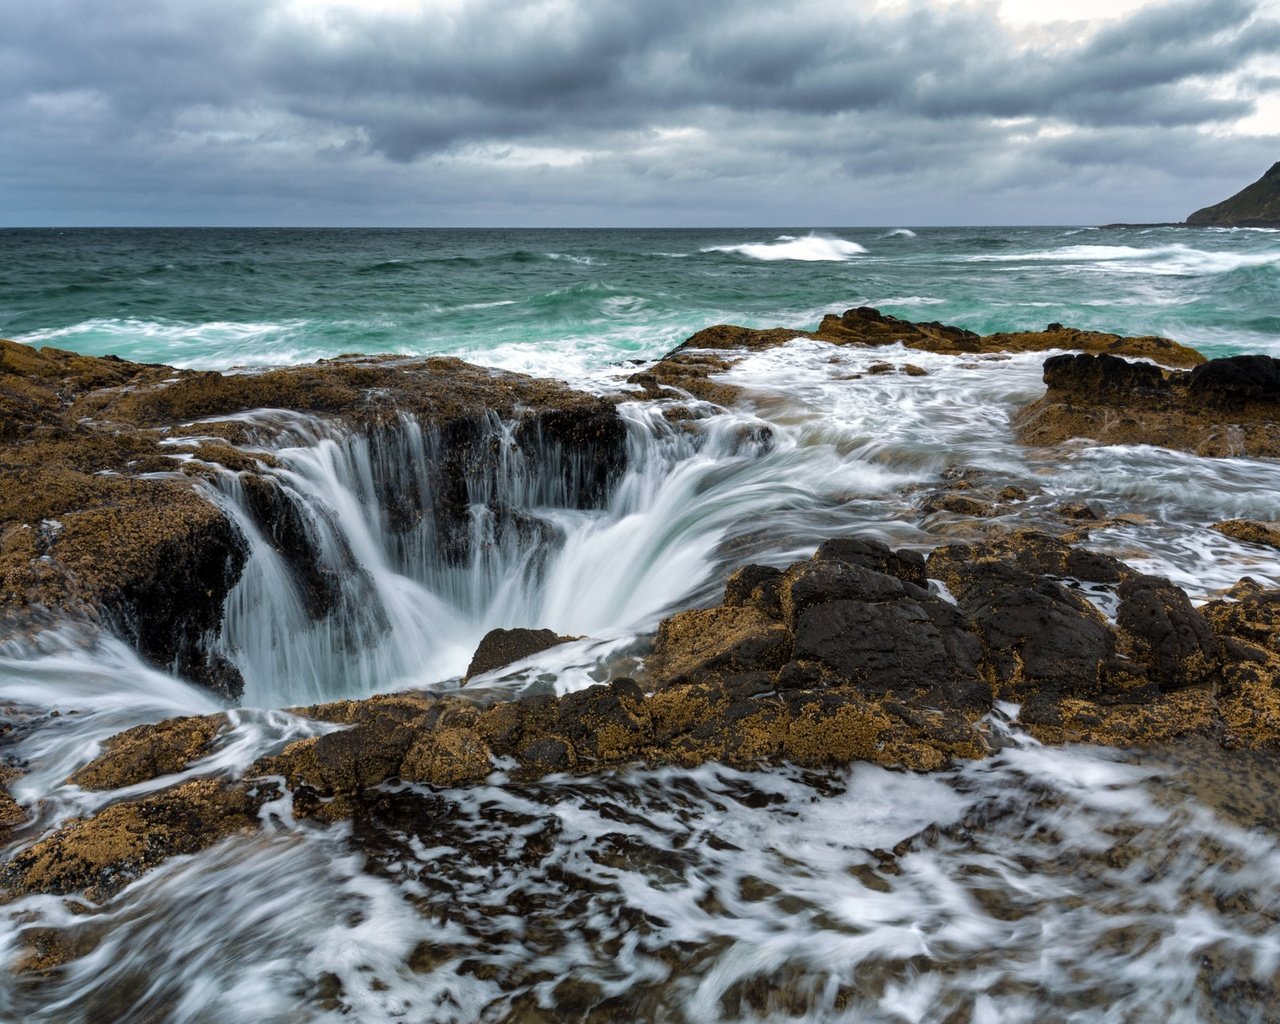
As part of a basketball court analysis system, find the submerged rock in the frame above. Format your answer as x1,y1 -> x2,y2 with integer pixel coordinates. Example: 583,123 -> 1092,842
1014,352 -> 1280,457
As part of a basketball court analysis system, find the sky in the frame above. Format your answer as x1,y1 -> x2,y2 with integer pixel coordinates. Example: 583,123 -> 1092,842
2,0 -> 1277,226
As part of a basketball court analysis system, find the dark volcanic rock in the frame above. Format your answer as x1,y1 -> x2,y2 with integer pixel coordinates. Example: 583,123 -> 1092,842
723,563 -> 785,617
1042,352 -> 1167,397
812,535 -> 928,588
1116,575 -> 1222,689
0,340 -> 626,694
463,627 -> 580,682
1188,355 -> 1280,411
1014,352 -> 1280,457
11,537 -> 1280,900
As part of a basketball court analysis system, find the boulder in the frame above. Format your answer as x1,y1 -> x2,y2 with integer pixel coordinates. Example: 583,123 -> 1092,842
1115,576 -> 1223,689
1014,352 -> 1280,457
463,627 -> 580,682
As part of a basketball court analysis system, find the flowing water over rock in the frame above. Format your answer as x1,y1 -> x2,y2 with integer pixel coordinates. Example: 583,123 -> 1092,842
2,227 -> 1279,1021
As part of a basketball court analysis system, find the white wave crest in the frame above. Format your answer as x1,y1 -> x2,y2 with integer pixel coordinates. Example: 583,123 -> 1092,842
875,295 -> 945,306
882,228 -> 917,238
544,252 -> 599,265
16,317 -> 314,369
964,243 -> 1280,276
702,233 -> 869,262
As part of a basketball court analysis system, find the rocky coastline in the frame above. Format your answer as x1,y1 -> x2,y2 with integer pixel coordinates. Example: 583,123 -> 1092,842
2,307 -> 1279,914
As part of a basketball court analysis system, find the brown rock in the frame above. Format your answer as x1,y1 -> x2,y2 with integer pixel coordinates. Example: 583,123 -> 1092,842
400,727 -> 492,786
1211,520 -> 1280,550
1,778 -> 270,900
1015,352 -> 1280,457
71,714 -> 228,790
463,627 -> 579,683
648,606 -> 792,686
920,493 -> 997,518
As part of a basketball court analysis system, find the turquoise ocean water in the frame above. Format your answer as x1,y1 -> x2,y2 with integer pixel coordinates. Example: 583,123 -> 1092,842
3,225 -> 1278,374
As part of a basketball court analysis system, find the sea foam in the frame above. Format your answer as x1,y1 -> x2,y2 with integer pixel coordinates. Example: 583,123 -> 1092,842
702,233 -> 868,261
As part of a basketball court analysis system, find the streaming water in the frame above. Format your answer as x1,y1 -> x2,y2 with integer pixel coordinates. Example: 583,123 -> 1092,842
1,227 -> 1279,1020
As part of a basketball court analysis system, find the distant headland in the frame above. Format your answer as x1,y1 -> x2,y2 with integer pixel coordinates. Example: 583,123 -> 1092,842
1105,160 -> 1280,229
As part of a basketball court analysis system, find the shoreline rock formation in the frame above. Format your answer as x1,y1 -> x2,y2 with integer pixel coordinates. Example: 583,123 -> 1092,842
1186,161 -> 1280,228
1014,351 -> 1280,456
2,307 -> 1279,906
0,341 -> 628,696
5,531 -> 1277,902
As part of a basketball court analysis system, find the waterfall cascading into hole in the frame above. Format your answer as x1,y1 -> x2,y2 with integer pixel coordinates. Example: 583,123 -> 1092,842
202,398 -> 917,709
205,407 -> 634,707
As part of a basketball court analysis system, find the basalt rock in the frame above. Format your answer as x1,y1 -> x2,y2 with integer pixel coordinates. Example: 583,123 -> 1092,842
1014,352 -> 1280,456
0,340 -> 627,695
10,537 -> 1280,900
463,627 -> 581,682
1211,520 -> 1280,550
1115,576 -> 1223,689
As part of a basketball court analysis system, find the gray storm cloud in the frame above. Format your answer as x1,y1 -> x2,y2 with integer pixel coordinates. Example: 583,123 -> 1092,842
1,0 -> 1276,224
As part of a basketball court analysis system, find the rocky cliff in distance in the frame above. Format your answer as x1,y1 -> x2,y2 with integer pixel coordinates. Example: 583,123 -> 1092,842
1187,161 -> 1280,227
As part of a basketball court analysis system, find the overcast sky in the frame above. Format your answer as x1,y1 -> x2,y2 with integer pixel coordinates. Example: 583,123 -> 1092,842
3,0 -> 1277,226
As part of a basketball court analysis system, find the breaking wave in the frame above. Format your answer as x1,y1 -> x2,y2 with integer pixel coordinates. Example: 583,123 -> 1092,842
702,234 -> 869,262
965,243 -> 1280,276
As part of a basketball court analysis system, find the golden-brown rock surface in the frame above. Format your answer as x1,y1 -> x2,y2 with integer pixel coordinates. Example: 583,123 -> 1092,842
1014,351 -> 1280,456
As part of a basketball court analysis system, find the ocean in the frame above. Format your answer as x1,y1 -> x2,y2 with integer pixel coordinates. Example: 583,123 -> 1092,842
4,226 -> 1279,378
2,225 -> 1279,1022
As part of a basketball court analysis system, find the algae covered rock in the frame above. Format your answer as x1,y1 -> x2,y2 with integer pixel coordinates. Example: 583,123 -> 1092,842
1,778 -> 273,901
463,627 -> 580,682
1014,352 -> 1280,456
1211,520 -> 1280,550
70,714 -> 229,790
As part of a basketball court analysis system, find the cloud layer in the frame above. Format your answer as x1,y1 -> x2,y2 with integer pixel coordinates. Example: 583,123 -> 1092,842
3,0 -> 1277,224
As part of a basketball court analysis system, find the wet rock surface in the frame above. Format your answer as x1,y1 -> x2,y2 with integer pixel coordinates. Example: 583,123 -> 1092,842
1,778 -> 273,901
1015,351 -> 1280,456
0,340 -> 626,694
463,627 -> 580,682
663,306 -> 1203,365
11,532 -> 1278,901
1211,519 -> 1280,550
